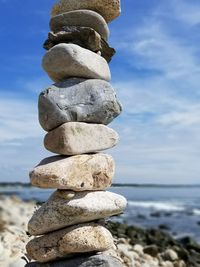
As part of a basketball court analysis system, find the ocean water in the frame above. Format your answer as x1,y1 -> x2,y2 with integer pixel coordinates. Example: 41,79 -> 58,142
1,184 -> 200,242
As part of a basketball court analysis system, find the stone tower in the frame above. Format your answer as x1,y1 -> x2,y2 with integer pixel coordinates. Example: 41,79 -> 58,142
26,1 -> 127,266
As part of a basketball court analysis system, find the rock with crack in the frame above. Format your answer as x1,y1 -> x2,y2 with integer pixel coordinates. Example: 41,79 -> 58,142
39,78 -> 122,131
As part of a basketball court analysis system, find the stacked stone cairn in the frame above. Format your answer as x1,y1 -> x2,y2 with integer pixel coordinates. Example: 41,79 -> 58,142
26,0 -> 127,266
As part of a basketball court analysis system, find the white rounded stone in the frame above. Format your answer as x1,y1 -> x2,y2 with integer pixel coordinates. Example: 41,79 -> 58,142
42,43 -> 111,82
44,122 -> 119,155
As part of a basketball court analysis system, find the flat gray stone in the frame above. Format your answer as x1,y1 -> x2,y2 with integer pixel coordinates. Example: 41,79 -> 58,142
44,122 -> 119,155
30,154 -> 114,191
26,254 -> 123,267
50,10 -> 109,41
42,44 -> 111,82
51,0 -> 121,23
28,190 -> 127,235
39,78 -> 122,131
43,27 -> 115,62
26,223 -> 114,262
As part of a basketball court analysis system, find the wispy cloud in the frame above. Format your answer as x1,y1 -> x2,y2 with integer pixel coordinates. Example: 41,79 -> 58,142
109,0 -> 200,183
0,92 -> 42,142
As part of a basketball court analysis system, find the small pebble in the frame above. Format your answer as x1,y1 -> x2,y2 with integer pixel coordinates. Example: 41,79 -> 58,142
143,244 -> 159,257
162,249 -> 178,261
57,190 -> 75,200
160,261 -> 174,267
133,244 -> 144,255
174,260 -> 186,267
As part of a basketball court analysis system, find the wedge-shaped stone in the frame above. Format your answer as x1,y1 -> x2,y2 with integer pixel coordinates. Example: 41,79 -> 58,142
30,154 -> 114,191
43,27 -> 115,62
25,254 -> 123,267
51,0 -> 121,23
28,190 -> 127,235
42,44 -> 111,82
44,122 -> 119,155
26,223 -> 114,263
50,10 -> 109,40
39,78 -> 122,131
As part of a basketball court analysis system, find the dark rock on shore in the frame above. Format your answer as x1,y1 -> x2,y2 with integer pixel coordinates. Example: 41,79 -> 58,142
158,224 -> 171,231
143,244 -> 159,257
150,211 -> 161,217
107,221 -> 200,266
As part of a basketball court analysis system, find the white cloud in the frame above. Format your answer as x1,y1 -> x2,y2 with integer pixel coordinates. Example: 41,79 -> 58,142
0,93 -> 42,142
109,1 -> 200,184
171,0 -> 200,26
0,91 -> 50,183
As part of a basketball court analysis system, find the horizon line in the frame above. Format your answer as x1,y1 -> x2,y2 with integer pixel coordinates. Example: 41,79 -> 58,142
0,182 -> 200,188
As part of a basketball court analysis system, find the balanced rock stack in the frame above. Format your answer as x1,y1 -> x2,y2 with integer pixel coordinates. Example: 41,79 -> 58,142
26,0 -> 127,266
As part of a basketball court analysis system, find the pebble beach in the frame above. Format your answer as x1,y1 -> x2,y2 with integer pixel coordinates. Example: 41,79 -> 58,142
1,195 -> 200,267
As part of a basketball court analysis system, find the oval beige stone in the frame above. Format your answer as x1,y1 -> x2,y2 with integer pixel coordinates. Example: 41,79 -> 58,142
50,10 -> 109,40
28,190 -> 127,235
30,153 -> 114,191
42,43 -> 111,82
44,122 -> 119,155
26,223 -> 114,262
51,0 -> 121,23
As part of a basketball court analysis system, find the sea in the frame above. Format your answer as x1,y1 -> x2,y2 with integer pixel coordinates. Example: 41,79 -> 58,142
1,184 -> 200,242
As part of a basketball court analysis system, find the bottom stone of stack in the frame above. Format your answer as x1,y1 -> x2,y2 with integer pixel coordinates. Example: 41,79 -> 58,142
26,223 -> 114,263
25,253 -> 124,267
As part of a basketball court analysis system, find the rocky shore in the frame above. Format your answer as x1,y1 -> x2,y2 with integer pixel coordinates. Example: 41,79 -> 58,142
1,195 -> 200,267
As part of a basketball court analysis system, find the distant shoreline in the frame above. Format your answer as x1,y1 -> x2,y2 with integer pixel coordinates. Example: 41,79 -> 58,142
0,182 -> 200,188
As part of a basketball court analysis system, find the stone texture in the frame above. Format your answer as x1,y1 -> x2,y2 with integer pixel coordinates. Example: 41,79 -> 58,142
28,190 -> 127,235
26,223 -> 114,262
29,154 -> 114,191
42,44 -> 111,82
43,27 -> 115,62
39,78 -> 122,131
44,122 -> 119,155
50,10 -> 109,41
51,0 -> 121,23
25,254 -> 123,267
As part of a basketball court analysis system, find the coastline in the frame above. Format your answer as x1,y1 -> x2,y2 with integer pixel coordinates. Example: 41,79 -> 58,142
1,184 -> 200,243
1,195 -> 200,267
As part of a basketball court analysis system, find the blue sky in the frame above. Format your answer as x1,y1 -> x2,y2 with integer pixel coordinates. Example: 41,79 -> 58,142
1,0 -> 200,184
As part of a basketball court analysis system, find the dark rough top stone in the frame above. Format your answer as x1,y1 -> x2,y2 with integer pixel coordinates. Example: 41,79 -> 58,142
44,27 -> 115,63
